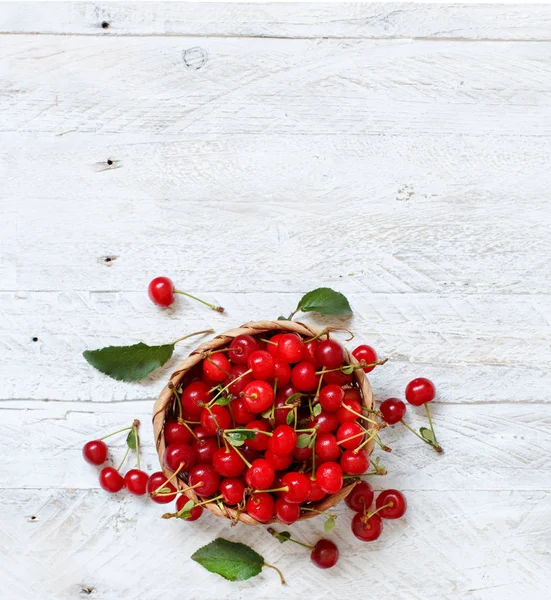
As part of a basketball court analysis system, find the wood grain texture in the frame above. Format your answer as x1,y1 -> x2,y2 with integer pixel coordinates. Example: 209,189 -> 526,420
2,2 -> 551,40
1,3 -> 550,599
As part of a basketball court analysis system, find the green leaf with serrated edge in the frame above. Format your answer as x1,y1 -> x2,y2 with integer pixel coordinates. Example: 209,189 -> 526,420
215,396 -> 233,406
126,428 -> 139,449
296,433 -> 311,449
227,431 -> 256,442
420,427 -> 436,444
341,364 -> 356,375
295,287 -> 352,317
191,538 -> 265,582
324,516 -> 336,533
286,411 -> 295,425
275,531 -> 291,544
285,393 -> 303,405
312,403 -> 322,417
83,342 -> 175,382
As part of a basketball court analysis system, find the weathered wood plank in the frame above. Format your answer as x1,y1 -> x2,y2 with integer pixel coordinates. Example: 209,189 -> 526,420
2,2 -> 551,40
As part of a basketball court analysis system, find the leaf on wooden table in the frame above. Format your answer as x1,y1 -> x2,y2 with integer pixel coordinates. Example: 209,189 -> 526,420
126,428 -> 139,449
83,342 -> 175,381
191,538 -> 264,582
420,427 -> 436,444
295,287 -> 352,316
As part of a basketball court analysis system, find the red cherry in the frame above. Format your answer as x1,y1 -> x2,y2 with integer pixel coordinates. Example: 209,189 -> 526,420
226,365 -> 254,396
192,436 -> 218,463
336,398 -> 362,424
264,449 -> 293,471
292,445 -> 313,461
315,462 -> 343,494
99,467 -> 124,493
275,333 -> 304,364
203,353 -> 231,383
124,469 -> 149,495
303,340 -> 321,367
164,421 -> 193,446
270,358 -> 291,386
311,539 -> 339,569
220,478 -> 246,505
148,276 -> 174,307
231,396 -> 256,425
188,464 -> 220,497
200,405 -> 232,435
245,420 -> 271,451
274,387 -> 297,426
239,445 -> 261,465
147,472 -> 177,504
275,498 -> 301,524
291,361 -> 319,392
83,440 -> 108,465
352,344 -> 378,373
176,495 -> 203,521
247,350 -> 275,380
345,481 -> 374,512
266,334 -> 285,357
376,489 -> 407,519
281,472 -> 311,503
268,425 -> 297,456
319,385 -> 344,413
405,378 -> 436,406
212,448 -> 246,477
245,458 -> 275,490
341,449 -> 369,475
323,369 -> 353,386
315,433 -> 341,462
246,492 -> 274,523
193,426 -> 212,440
315,339 -> 345,369
163,443 -> 197,472
344,388 -> 362,404
351,512 -> 383,542
307,479 -> 326,502
229,334 -> 259,365
243,380 -> 274,413
312,411 -> 339,433
336,422 -> 364,449
181,381 -> 211,419
380,398 -> 406,424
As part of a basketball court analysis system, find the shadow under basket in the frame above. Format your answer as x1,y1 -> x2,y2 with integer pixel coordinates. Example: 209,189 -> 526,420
153,320 -> 375,525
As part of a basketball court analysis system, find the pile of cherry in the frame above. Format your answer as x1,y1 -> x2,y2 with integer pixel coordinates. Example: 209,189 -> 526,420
83,330 -> 439,569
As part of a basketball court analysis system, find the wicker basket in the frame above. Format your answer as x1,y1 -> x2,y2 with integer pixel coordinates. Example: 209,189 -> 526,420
153,320 -> 375,525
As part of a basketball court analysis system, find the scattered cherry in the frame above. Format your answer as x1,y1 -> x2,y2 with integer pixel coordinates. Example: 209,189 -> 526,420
405,377 -> 436,406
345,481 -> 374,512
375,489 -> 407,519
351,512 -> 383,542
147,472 -> 177,504
148,276 -> 174,307
99,467 -> 124,493
311,539 -> 339,569
124,469 -> 149,495
380,398 -> 406,424
83,440 -> 108,465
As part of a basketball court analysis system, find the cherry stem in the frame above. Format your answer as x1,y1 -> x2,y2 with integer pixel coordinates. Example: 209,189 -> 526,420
374,435 -> 392,453
310,444 -> 316,480
225,428 -> 273,437
98,426 -> 132,441
336,429 -> 367,446
267,527 -> 314,551
301,507 -> 336,519
263,563 -> 287,586
400,419 -> 434,445
152,463 -> 184,496
209,368 -> 253,405
117,446 -> 130,471
204,356 -> 232,379
134,423 -> 141,471
173,290 -> 224,313
172,329 -> 215,345
295,427 -> 318,433
260,338 -> 278,346
367,502 -> 393,519
172,388 -> 183,419
342,403 -> 378,425
228,443 -> 252,468
254,486 -> 289,494
353,428 -> 381,454
425,403 -> 443,453
177,418 -> 198,440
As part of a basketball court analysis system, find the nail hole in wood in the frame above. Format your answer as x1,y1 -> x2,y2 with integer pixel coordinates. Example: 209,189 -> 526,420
80,586 -> 94,595
107,159 -> 113,166
101,21 -> 110,29
32,337 -> 38,342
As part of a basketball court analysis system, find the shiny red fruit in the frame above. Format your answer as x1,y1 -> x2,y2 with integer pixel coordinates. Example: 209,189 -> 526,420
292,445 -> 312,461
188,464 -> 220,497
268,425 -> 297,456
336,422 -> 364,450
302,340 -> 321,367
315,339 -> 345,369
247,350 -> 275,380
315,462 -> 343,494
245,420 -> 271,451
275,498 -> 301,524
212,448 -> 246,477
380,398 -> 406,424
307,478 -> 326,502
340,449 -> 369,475
99,467 -> 123,493
147,471 -> 177,504
229,334 -> 260,365
352,344 -> 378,373
202,353 -> 231,383
83,440 -> 108,465
336,398 -> 362,424
148,276 -> 174,307
226,365 -> 254,396
245,458 -> 275,490
246,492 -> 274,523
345,481 -> 374,512
405,378 -> 436,406
291,361 -> 319,392
243,380 -> 274,413
200,405 -> 231,435
270,358 -> 291,386
275,333 -> 304,364
231,396 -> 256,424
312,411 -> 339,433
264,449 -> 293,471
192,436 -> 218,463
220,478 -> 246,505
351,512 -> 383,542
176,495 -> 203,521
181,381 -> 211,419
124,469 -> 149,495
163,443 -> 197,472
281,472 -> 311,503
319,384 -> 344,413
376,489 -> 407,519
315,433 -> 341,462
323,369 -> 353,386
164,421 -> 193,446
311,539 -> 339,569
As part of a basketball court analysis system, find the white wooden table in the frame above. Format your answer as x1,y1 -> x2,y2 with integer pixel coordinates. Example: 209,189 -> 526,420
1,3 -> 550,599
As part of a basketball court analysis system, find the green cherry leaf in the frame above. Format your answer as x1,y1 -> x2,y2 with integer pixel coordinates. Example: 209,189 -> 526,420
215,396 -> 233,406
226,431 -> 256,446
274,531 -> 292,544
83,342 -> 175,382
295,287 -> 352,317
285,393 -> 303,405
312,403 -> 322,417
261,408 -> 273,419
126,428 -> 139,450
420,427 -> 436,444
286,411 -> 295,425
296,433 -> 311,449
191,538 -> 265,582
179,499 -> 195,514
341,364 -> 356,375
227,437 -> 245,447
324,516 -> 336,533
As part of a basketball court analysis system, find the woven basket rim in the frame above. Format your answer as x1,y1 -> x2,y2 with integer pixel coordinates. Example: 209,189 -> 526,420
152,320 -> 374,525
